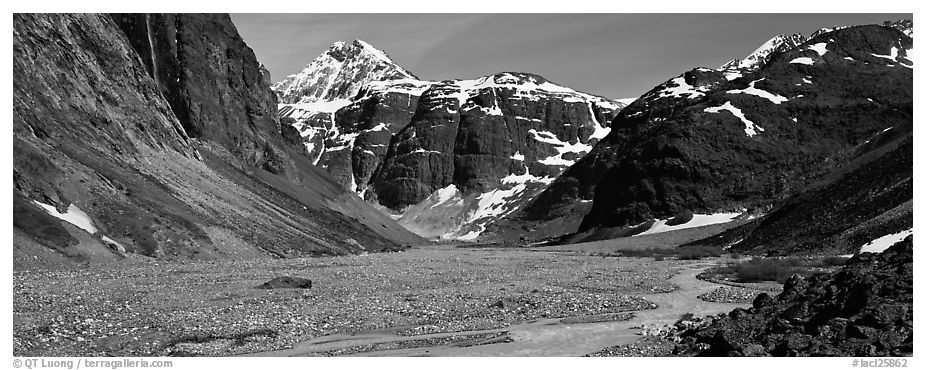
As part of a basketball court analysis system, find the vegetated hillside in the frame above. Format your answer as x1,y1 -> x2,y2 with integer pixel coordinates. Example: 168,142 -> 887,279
273,40 -> 625,240
13,13 -> 423,270
491,23 -> 912,243
674,236 -> 912,356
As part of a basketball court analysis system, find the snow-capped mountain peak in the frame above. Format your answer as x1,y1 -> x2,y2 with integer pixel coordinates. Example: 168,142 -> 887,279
271,40 -> 627,242
272,39 -> 416,105
721,33 -> 807,71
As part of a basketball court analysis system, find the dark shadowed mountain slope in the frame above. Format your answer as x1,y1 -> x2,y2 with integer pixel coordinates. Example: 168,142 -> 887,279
274,41 -> 625,240
689,121 -> 912,256
13,13 -> 423,270
489,23 -> 912,243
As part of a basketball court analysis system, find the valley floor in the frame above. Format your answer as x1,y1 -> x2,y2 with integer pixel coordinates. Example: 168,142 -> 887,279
13,245 -> 777,357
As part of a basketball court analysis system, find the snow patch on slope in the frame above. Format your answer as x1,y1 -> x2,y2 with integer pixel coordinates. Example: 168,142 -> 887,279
660,76 -> 708,99
33,201 -> 98,234
807,42 -> 829,56
529,129 -> 593,166
872,45 -> 913,68
790,57 -> 815,65
433,184 -> 461,208
635,212 -> 743,237
727,78 -> 789,104
859,229 -> 913,254
704,101 -> 765,137
453,165 -> 555,241
32,200 -> 126,252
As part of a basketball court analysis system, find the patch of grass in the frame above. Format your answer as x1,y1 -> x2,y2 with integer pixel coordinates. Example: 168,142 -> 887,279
731,257 -> 809,283
677,245 -> 723,260
590,245 -> 722,260
591,248 -> 676,259
819,256 -> 851,267
619,248 -> 673,258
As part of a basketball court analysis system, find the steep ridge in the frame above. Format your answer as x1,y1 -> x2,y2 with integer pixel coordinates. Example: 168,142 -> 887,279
489,22 -> 913,243
13,14 -> 423,270
274,39 -> 417,105
273,42 -> 624,240
720,34 -> 807,71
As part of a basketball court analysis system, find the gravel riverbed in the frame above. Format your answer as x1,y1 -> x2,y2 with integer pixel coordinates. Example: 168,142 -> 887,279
14,246 -> 684,356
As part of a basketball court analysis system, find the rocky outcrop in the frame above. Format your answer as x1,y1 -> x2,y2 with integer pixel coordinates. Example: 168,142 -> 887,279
673,237 -> 913,356
494,23 -> 913,242
273,42 -> 624,240
255,276 -> 313,289
13,13 -> 424,270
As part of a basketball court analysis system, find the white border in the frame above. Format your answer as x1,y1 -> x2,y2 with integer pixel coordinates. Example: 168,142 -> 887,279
4,2 -> 921,369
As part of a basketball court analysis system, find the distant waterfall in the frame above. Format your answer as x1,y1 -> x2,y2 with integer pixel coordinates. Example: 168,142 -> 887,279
145,14 -> 159,86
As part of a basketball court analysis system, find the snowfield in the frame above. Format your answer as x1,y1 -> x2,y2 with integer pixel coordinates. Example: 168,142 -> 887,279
635,212 -> 743,237
859,228 -> 913,254
703,101 -> 765,137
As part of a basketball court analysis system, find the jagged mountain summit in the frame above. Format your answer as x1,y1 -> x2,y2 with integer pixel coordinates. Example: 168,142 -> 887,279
720,33 -> 807,71
489,21 -> 913,247
272,41 -> 626,240
273,39 -> 417,105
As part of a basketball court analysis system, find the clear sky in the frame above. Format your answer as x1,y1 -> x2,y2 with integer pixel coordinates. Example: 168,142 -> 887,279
232,13 -> 910,99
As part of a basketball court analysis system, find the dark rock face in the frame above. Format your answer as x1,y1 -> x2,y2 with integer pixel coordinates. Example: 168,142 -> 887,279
498,24 -> 912,241
372,74 -> 615,208
674,237 -> 913,357
368,73 -> 620,238
317,85 -> 425,195
255,276 -> 313,289
110,14 -> 292,177
13,13 -> 424,269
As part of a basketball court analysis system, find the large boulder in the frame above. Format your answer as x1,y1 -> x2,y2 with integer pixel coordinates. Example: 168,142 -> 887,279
255,276 -> 313,289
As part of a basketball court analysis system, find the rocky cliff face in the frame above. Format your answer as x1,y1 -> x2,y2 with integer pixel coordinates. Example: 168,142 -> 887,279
274,42 -> 624,240
110,14 -> 294,176
13,13 -> 423,270
491,23 -> 913,243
